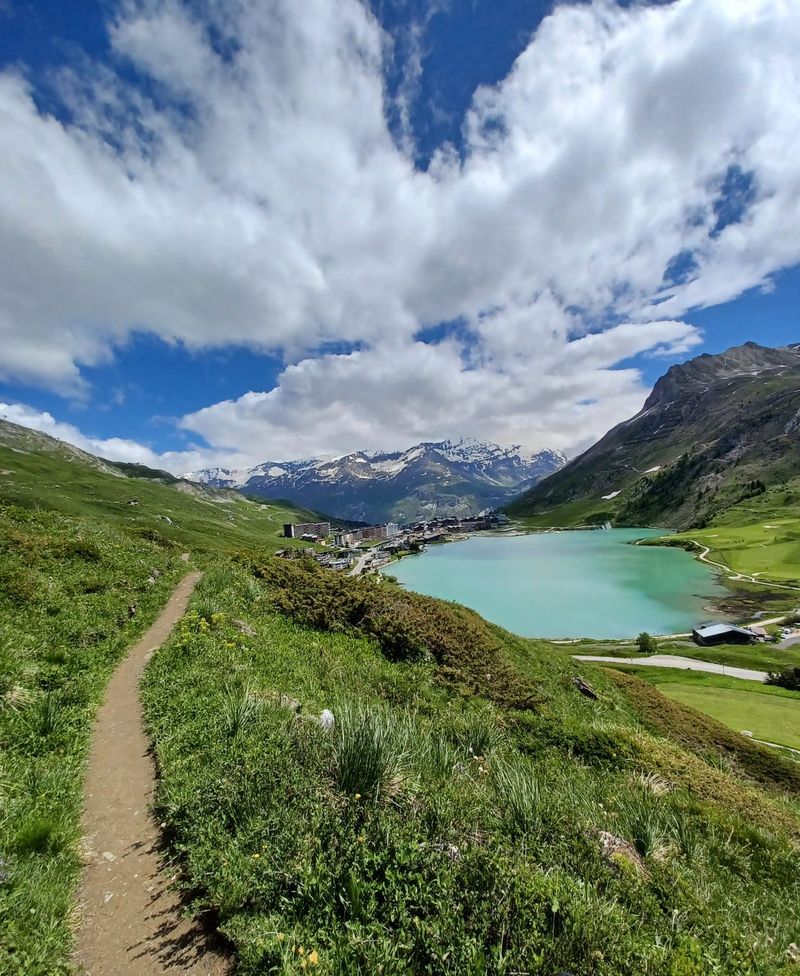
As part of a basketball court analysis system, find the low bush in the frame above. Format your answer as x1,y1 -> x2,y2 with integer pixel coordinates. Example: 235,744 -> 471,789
764,666 -> 800,691
636,631 -> 658,655
247,556 -> 538,709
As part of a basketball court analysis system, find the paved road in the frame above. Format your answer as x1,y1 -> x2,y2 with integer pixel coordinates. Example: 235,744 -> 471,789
780,635 -> 800,649
574,654 -> 768,682
348,550 -> 373,576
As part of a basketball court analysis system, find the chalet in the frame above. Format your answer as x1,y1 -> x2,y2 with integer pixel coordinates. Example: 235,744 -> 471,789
692,623 -> 756,647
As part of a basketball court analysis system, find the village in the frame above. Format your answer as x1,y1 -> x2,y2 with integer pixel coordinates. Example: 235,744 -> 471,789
278,513 -> 511,574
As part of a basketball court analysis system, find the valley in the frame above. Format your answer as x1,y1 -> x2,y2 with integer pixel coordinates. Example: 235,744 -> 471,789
1,343 -> 800,976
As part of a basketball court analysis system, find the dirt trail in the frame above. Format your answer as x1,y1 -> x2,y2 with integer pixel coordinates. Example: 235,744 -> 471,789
74,565 -> 231,976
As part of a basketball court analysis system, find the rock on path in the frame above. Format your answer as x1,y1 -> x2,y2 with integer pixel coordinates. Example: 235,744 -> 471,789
74,568 -> 231,975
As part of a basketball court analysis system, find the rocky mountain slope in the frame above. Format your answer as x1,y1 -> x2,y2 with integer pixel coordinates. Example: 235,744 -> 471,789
187,437 -> 566,524
506,342 -> 800,529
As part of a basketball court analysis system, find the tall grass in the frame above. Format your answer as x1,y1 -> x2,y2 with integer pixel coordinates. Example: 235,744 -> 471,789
334,703 -> 412,802
220,683 -> 261,738
24,692 -> 64,739
615,790 -> 678,860
493,760 -> 549,837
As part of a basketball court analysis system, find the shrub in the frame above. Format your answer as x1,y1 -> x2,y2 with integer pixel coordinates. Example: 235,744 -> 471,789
764,667 -> 800,691
636,632 -> 658,655
248,556 -> 537,709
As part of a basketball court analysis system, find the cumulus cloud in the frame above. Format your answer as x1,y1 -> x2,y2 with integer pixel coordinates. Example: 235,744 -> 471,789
0,401 -> 225,471
1,0 -> 799,463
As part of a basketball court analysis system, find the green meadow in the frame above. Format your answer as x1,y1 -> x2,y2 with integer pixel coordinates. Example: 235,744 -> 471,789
0,439 -> 318,974
2,433 -> 800,974
141,558 -> 800,975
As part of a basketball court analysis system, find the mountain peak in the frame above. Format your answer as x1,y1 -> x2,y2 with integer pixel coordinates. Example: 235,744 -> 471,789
646,341 -> 800,408
187,438 -> 566,523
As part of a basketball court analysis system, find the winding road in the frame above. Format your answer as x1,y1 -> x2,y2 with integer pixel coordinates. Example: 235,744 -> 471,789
687,540 -> 800,593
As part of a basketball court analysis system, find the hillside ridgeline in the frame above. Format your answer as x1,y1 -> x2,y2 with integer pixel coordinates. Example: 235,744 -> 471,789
506,342 -> 800,532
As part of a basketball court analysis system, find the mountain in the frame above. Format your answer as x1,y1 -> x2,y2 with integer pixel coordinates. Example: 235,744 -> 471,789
506,342 -> 800,529
186,437 -> 566,523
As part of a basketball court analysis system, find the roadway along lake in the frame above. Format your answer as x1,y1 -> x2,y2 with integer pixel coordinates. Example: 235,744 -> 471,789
385,528 -> 729,639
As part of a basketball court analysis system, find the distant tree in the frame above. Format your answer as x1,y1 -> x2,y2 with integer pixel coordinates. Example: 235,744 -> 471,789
636,632 -> 658,655
764,667 -> 800,691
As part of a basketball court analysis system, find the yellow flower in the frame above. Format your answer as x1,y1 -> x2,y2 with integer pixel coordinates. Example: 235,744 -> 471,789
357,834 -> 366,843
308,950 -> 320,966
252,853 -> 260,859
354,793 -> 361,801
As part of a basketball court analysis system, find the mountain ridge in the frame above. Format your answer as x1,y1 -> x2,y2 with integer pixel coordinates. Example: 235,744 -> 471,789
187,437 -> 566,524
506,342 -> 800,529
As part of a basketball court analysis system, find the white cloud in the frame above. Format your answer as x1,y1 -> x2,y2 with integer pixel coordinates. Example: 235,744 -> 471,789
0,401 -> 224,471
1,0 -> 799,461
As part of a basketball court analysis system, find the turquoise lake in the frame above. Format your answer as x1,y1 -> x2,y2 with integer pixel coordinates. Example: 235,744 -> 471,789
385,529 -> 728,639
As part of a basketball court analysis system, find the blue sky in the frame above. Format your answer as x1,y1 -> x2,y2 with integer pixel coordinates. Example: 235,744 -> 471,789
0,0 -> 798,469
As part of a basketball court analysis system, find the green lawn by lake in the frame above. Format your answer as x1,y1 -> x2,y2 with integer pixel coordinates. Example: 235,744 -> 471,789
660,683 -> 800,751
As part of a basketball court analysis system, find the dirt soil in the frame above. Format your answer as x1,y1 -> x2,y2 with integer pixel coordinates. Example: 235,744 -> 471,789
74,568 -> 232,975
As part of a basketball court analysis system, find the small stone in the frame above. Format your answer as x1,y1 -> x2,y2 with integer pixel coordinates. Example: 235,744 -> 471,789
319,708 -> 335,731
597,830 -> 647,875
232,619 -> 256,636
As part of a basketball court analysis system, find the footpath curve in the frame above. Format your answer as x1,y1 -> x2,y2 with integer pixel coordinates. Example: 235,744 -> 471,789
688,540 -> 800,593
74,564 -> 231,976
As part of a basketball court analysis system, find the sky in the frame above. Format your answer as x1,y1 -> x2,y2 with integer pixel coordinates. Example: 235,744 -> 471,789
0,0 -> 798,473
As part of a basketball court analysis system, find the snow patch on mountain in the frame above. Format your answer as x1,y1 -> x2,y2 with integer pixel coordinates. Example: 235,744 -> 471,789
185,438 -> 566,523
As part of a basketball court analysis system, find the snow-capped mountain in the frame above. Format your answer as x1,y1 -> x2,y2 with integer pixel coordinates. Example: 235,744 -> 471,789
185,438 -> 566,523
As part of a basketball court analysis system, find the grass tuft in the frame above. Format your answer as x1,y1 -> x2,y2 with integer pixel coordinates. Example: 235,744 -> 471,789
220,683 -> 261,738
334,703 -> 411,802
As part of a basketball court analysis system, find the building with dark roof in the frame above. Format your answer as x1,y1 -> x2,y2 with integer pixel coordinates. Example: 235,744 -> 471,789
692,623 -> 756,646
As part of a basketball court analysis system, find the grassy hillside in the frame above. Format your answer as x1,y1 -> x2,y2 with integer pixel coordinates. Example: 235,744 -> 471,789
507,342 -> 800,531
141,560 -> 800,975
0,429 -> 321,561
651,479 -> 800,586
0,502 -> 185,973
3,425 -> 800,974
0,429 -> 324,974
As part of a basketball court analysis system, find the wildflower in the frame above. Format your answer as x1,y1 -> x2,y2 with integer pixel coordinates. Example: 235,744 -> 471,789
357,834 -> 366,844
252,852 -> 260,859
354,793 -> 361,801
308,950 -> 320,966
